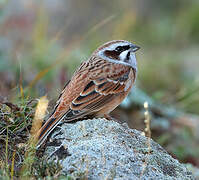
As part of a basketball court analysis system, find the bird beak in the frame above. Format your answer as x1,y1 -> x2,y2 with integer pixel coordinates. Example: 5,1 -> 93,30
130,44 -> 140,52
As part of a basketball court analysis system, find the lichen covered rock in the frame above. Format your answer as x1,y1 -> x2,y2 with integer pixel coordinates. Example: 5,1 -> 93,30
44,118 -> 194,180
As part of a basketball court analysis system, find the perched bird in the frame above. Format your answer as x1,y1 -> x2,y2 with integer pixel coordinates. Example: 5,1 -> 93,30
37,40 -> 140,148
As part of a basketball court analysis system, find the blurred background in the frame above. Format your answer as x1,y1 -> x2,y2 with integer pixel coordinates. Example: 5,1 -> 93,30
0,0 -> 199,171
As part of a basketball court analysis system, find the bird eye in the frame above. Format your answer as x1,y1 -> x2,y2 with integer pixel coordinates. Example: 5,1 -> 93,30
115,46 -> 123,52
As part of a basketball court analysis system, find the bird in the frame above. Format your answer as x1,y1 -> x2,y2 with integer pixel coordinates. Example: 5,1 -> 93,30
36,40 -> 140,148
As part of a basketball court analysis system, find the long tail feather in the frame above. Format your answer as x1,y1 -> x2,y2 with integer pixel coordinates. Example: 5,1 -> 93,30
36,115 -> 65,148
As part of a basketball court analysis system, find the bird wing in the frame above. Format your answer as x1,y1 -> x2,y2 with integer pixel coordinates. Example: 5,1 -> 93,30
55,58 -> 134,119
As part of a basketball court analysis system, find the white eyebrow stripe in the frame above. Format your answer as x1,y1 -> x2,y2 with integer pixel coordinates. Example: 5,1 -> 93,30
106,42 -> 131,50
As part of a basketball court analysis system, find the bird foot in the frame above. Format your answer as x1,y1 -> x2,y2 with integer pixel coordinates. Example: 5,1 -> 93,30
104,114 -> 121,124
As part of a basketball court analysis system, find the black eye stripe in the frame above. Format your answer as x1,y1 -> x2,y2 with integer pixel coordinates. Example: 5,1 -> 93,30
115,45 -> 130,52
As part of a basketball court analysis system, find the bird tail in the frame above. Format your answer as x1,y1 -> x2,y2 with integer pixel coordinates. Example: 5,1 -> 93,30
36,114 -> 65,148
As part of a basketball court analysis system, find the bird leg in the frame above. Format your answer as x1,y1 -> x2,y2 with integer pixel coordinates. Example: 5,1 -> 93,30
104,114 -> 121,124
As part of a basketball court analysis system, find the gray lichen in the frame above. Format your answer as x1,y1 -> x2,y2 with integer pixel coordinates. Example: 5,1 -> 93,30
44,118 -> 194,180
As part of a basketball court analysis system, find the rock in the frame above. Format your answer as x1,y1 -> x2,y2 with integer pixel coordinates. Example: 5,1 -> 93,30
44,118 -> 194,180
185,164 -> 199,180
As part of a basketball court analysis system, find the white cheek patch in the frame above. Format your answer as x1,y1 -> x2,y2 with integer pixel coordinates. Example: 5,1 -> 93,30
119,50 -> 129,62
119,51 -> 137,71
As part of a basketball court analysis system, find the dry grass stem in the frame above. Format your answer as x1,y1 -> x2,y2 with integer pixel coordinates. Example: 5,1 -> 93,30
20,96 -> 48,179
140,101 -> 151,178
